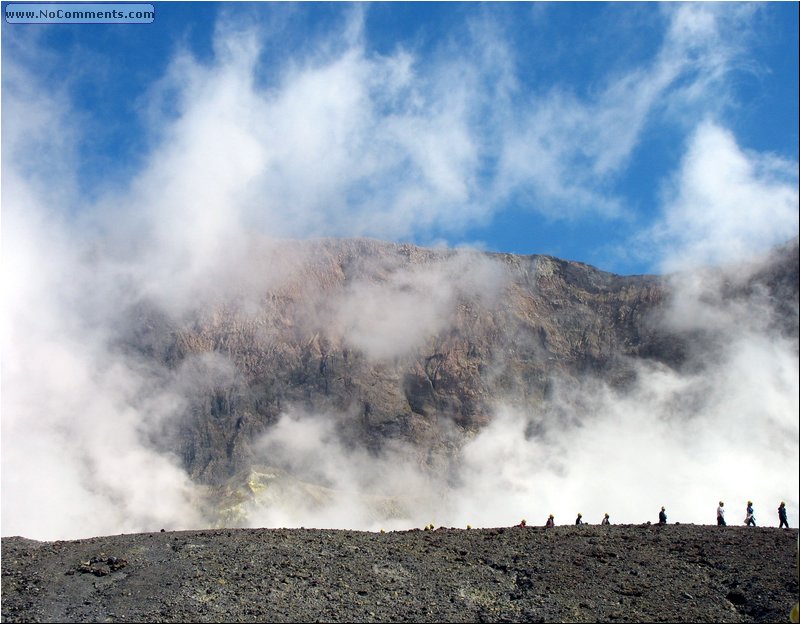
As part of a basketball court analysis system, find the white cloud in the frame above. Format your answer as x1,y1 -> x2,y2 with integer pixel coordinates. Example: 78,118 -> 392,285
649,121 -> 799,272
1,55 -> 207,540
99,2 -> 763,266
0,202 -> 207,539
326,250 -> 507,361
245,409 -> 445,531
493,3 -> 751,219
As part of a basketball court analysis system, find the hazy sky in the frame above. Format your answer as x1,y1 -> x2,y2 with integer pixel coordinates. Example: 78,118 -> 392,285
2,1 -> 797,274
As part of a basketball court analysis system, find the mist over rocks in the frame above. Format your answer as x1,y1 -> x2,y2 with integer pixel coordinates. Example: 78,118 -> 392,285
2,235 -> 798,539
110,236 -> 797,531
131,238 -> 672,481
118,240 -> 669,495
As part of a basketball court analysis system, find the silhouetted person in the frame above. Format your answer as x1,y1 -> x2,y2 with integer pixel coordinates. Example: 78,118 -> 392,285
779,502 -> 790,528
517,519 -> 527,528
717,501 -> 726,526
601,513 -> 610,525
658,506 -> 667,524
575,513 -> 583,525
745,501 -> 756,527
545,514 -> 555,528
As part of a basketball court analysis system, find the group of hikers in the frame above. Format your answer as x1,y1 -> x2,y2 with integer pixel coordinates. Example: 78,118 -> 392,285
518,501 -> 791,528
707,500 -> 791,528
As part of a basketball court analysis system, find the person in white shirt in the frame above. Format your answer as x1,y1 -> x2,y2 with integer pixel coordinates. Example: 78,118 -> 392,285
717,501 -> 726,526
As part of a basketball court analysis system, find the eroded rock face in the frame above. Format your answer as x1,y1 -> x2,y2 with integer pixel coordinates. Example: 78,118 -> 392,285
118,237 -> 798,498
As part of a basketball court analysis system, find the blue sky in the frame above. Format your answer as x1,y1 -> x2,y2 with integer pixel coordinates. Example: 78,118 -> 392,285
2,1 -> 799,274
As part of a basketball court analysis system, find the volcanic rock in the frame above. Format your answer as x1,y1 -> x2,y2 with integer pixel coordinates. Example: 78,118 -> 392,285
2,525 -> 797,623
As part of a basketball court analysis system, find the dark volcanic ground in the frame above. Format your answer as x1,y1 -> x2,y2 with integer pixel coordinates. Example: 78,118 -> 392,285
2,524 -> 797,623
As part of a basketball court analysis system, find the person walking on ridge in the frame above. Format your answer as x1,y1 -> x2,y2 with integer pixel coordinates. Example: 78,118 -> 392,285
779,502 -> 790,528
545,514 -> 555,528
601,513 -> 610,525
745,501 -> 756,526
575,513 -> 583,526
717,501 -> 726,526
658,506 -> 667,524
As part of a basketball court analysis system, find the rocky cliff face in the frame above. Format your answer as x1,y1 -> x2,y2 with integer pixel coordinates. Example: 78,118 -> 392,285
115,236 -> 798,522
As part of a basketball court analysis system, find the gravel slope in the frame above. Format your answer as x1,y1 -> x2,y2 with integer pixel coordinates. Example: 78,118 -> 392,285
2,524 -> 797,623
